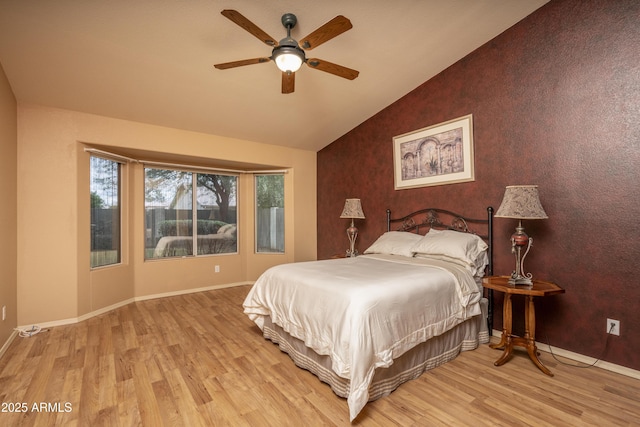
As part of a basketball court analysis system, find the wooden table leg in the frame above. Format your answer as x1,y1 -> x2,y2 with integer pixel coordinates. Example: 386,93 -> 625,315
523,295 -> 554,376
492,293 -> 514,366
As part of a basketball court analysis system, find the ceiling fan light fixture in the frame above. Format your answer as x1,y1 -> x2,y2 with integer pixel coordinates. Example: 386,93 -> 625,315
273,46 -> 305,73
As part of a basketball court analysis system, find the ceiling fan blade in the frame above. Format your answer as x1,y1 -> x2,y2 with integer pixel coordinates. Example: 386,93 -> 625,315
214,57 -> 271,70
221,9 -> 278,47
282,72 -> 295,94
306,58 -> 359,80
300,16 -> 352,50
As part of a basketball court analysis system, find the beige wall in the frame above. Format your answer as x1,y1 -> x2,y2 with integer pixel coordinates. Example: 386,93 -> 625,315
17,105 -> 317,326
0,63 -> 17,347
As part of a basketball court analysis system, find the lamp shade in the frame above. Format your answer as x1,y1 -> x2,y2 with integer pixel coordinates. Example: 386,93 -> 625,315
495,185 -> 548,219
340,198 -> 365,219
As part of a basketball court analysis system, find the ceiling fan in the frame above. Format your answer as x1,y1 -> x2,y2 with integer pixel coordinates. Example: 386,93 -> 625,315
214,9 -> 359,94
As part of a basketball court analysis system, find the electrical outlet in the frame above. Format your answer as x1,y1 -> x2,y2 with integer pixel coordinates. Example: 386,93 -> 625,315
607,318 -> 620,336
214,265 -> 220,273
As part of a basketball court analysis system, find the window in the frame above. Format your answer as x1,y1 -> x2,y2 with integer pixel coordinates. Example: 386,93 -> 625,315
90,156 -> 121,268
145,168 -> 238,259
255,174 -> 284,253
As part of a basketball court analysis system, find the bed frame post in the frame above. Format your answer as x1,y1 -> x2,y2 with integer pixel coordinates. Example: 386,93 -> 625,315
487,206 -> 494,337
386,209 -> 391,232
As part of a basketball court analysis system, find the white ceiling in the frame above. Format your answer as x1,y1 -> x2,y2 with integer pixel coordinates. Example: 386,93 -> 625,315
0,0 -> 548,152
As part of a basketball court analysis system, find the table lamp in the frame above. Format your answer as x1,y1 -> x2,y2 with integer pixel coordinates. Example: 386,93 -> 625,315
340,198 -> 365,257
495,185 -> 548,286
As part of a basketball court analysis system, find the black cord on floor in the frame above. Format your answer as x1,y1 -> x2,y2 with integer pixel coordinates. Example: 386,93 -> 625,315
541,320 -> 614,369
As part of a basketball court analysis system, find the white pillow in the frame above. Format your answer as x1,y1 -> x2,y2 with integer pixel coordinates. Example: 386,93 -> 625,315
415,251 -> 489,278
410,229 -> 488,269
364,231 -> 423,257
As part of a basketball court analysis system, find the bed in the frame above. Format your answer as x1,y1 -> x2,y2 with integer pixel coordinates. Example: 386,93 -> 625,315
243,207 -> 494,421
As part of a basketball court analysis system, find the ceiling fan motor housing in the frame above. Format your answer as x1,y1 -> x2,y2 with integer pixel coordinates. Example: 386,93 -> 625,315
273,13 -> 305,73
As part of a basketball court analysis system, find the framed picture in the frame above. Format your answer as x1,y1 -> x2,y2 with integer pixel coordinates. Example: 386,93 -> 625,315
393,114 -> 474,190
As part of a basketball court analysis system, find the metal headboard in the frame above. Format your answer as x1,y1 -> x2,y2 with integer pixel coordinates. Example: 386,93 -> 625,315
386,207 -> 494,334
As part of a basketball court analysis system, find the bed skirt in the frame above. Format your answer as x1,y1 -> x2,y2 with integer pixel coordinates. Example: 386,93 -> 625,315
260,298 -> 489,408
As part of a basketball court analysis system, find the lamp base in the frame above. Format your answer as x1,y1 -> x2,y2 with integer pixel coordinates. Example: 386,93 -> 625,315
508,220 -> 534,288
508,274 -> 533,287
346,220 -> 359,258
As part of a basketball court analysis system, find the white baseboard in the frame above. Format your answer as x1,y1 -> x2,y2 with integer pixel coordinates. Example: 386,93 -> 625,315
134,281 -> 252,303
16,281 -> 254,331
491,329 -> 640,380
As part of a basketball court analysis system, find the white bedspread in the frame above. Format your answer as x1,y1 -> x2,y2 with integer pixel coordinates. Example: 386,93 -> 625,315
242,254 -> 482,421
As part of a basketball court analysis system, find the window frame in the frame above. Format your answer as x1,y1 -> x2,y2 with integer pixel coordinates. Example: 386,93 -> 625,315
254,173 -> 285,254
144,166 -> 239,260
90,154 -> 123,269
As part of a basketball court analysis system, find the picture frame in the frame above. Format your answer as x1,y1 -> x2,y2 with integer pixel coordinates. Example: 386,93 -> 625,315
393,114 -> 474,190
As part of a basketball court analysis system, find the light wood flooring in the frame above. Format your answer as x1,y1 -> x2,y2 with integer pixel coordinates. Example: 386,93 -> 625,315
1,285 -> 639,426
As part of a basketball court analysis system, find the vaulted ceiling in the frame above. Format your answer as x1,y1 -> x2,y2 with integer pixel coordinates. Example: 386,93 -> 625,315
0,0 -> 548,151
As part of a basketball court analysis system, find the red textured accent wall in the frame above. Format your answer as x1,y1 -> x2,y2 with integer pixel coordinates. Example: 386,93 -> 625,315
318,0 -> 640,370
